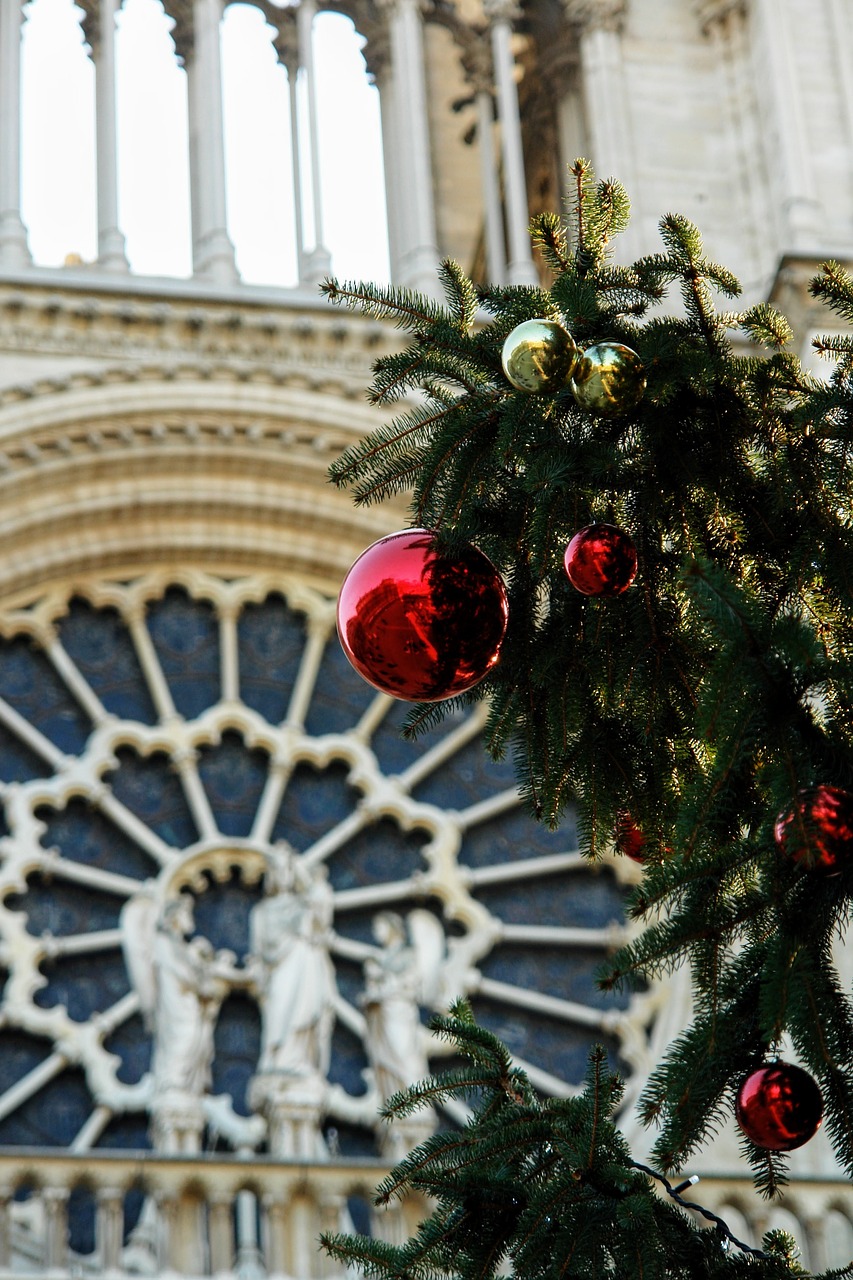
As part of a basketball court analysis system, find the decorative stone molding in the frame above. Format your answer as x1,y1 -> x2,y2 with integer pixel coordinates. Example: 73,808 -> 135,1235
339,0 -> 393,84
161,0 -> 194,64
259,2 -> 299,73
0,1147 -> 845,1277
561,0 -> 628,33
0,283 -> 392,400
76,0 -> 100,54
694,0 -> 748,33
455,23 -> 493,99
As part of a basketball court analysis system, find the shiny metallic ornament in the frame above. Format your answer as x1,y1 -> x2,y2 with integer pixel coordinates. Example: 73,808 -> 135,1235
564,523 -> 638,596
571,342 -> 646,417
774,784 -> 853,872
501,319 -> 580,393
337,528 -> 509,702
736,1062 -> 823,1151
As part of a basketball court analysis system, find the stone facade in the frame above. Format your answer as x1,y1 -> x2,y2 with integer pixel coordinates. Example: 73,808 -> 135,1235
0,0 -> 848,1274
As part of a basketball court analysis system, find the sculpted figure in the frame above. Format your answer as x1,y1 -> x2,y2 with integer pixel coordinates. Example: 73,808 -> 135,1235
121,890 -> 234,1151
250,851 -> 337,1083
362,910 -> 446,1110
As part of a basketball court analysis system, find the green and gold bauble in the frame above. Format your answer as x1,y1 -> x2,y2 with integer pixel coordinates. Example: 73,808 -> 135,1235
571,342 -> 646,416
501,319 -> 580,393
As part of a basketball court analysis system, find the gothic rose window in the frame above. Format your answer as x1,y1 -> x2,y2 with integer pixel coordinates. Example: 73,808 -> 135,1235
0,572 -> 640,1251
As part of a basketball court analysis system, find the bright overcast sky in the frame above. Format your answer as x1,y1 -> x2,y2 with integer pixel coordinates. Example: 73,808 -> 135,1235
20,0 -> 390,286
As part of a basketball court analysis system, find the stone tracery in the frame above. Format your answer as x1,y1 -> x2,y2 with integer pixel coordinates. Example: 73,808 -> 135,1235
0,568 -> 640,1174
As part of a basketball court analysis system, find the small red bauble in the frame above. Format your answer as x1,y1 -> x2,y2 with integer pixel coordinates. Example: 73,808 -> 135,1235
615,814 -> 647,863
735,1061 -> 823,1151
564,524 -> 638,597
337,529 -> 509,702
774,785 -> 853,872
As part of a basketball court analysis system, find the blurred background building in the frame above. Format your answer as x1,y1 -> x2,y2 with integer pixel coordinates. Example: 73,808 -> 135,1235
0,0 -> 849,1273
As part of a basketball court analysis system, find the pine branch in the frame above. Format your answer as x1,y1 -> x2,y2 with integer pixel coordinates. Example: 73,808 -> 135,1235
321,1013 -> 835,1280
321,277 -> 446,328
326,163 -> 853,1217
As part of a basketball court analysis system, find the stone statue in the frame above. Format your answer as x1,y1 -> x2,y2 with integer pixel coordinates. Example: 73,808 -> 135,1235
119,886 -> 264,1271
247,849 -> 338,1157
250,851 -> 337,1083
120,889 -> 236,1152
361,909 -> 446,1155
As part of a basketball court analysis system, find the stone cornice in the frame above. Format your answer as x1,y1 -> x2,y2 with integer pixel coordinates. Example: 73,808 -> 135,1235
0,281 -> 395,398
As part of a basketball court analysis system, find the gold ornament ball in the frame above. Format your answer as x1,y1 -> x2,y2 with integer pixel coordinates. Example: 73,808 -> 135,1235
571,342 -> 646,417
501,319 -> 580,393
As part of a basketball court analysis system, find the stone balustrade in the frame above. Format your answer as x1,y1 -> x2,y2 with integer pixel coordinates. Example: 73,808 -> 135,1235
0,1148 -> 428,1277
0,1151 -> 847,1277
681,1177 -> 853,1273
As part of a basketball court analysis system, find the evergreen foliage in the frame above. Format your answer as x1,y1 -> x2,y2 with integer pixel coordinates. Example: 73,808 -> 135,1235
321,1004 -> 842,1280
322,161 -> 853,1267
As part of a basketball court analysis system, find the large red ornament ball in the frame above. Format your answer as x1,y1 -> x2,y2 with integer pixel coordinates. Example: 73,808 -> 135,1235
337,529 -> 509,702
564,524 -> 638,597
774,785 -> 853,872
735,1062 -> 823,1151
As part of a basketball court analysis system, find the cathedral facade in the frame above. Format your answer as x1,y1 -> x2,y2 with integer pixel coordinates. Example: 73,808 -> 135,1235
0,0 -> 849,1274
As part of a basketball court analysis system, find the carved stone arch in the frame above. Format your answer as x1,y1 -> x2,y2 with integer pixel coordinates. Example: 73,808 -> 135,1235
0,370 -> 398,601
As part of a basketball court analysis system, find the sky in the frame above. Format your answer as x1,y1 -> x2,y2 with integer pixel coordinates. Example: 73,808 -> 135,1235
20,0 -> 390,286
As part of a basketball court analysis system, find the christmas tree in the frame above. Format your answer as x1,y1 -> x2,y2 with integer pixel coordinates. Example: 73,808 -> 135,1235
321,162 -> 853,1278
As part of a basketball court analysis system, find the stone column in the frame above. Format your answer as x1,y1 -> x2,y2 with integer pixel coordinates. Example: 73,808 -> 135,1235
362,25 -> 403,282
176,0 -> 238,282
483,0 -> 537,285
262,1194 -> 288,1279
298,0 -> 331,282
461,31 -> 506,285
0,0 -> 31,268
43,1188 -> 69,1272
562,0 -> 639,256
271,12 -> 307,281
96,1187 -> 125,1274
208,1192 -> 236,1275
235,1187 -> 264,1278
378,0 -> 440,294
749,0 -> 824,250
84,0 -> 129,271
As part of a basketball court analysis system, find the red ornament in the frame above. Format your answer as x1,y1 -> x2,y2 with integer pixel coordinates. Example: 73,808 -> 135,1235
774,785 -> 853,872
564,524 -> 638,597
337,529 -> 509,702
735,1061 -> 823,1151
615,814 -> 647,863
